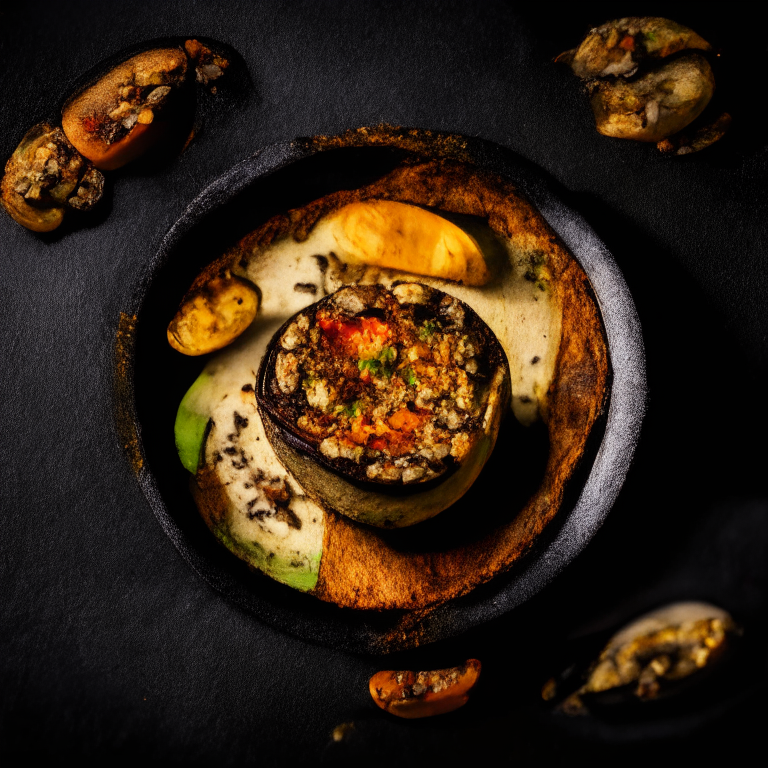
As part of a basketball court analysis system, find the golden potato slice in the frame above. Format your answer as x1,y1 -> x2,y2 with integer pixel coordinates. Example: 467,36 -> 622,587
324,200 -> 492,286
167,274 -> 259,356
369,659 -> 481,718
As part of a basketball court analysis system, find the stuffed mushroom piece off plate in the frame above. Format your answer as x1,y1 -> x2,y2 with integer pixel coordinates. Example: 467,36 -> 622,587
118,128 -> 646,653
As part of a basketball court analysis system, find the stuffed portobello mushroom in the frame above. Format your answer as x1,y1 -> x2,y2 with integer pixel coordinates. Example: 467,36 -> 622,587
168,148 -> 608,615
256,283 -> 510,527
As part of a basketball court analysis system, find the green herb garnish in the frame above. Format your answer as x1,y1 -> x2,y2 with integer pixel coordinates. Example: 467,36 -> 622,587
358,358 -> 382,375
379,346 -> 396,365
419,320 -> 437,341
402,365 -> 418,387
337,400 -> 362,418
359,346 -> 396,378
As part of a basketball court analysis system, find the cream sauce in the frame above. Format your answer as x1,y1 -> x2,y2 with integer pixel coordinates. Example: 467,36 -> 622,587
190,209 -> 563,581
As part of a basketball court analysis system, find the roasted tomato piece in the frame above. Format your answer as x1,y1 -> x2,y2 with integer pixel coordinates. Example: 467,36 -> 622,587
370,660 -> 482,719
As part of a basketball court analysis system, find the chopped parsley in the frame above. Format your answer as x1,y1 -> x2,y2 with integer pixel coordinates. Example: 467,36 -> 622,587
379,346 -> 396,365
336,400 -> 362,418
644,31 -> 657,42
402,365 -> 418,387
419,320 -> 438,340
358,358 -> 382,375
359,346 -> 396,378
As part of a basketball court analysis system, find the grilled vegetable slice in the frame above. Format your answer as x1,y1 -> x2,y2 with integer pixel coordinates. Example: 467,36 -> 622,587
257,283 -> 510,527
176,363 -> 325,592
62,47 -> 188,170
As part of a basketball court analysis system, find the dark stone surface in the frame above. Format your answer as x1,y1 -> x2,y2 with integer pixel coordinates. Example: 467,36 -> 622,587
1,2 -> 765,764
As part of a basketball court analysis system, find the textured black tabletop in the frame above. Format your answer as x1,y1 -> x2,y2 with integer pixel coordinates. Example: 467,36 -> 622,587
1,2 -> 766,765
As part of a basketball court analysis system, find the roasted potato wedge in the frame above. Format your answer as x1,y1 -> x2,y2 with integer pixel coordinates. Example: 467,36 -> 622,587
167,274 -> 260,356
324,201 -> 492,286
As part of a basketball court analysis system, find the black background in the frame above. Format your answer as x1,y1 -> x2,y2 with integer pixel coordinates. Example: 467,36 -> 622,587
1,2 -> 765,765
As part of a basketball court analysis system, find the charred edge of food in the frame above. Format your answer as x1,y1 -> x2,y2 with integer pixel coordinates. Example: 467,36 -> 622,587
184,39 -> 230,88
257,283 -> 508,487
657,111 -> 732,155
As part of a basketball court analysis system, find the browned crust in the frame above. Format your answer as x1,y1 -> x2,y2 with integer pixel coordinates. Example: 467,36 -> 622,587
188,150 -> 608,613
192,463 -> 229,537
113,312 -> 143,475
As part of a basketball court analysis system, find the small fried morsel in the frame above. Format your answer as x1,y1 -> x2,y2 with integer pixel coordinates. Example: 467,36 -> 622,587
1,123 -> 105,232
62,47 -> 188,170
558,17 -> 710,79
657,112 -> 732,155
167,273 -> 260,356
370,659 -> 481,718
589,53 -> 715,143
325,200 -> 492,286
557,602 -> 738,715
184,39 -> 230,87
330,722 -> 355,742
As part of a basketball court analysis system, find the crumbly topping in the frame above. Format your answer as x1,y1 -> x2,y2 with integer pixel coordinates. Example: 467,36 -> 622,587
263,284 -> 502,484
184,39 -> 229,89
5,124 -> 104,212
81,60 -> 186,146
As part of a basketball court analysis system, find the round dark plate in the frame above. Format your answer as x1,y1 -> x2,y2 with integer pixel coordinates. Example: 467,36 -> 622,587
115,127 -> 647,654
